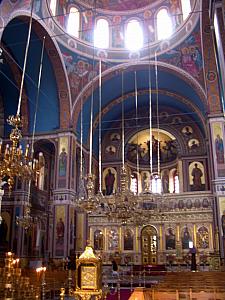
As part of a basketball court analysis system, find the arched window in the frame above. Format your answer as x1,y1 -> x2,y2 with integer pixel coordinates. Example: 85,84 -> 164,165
157,8 -> 172,40
151,175 -> 162,194
125,19 -> 143,51
67,7 -> 80,38
130,173 -> 138,195
173,170 -> 179,193
50,0 -> 57,15
38,152 -> 45,190
94,19 -> 109,49
181,0 -> 191,20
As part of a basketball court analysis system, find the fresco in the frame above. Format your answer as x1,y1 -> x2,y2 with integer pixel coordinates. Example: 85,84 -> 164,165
189,161 -> 205,191
103,167 -> 117,196
77,0 -> 151,11
211,122 -> 225,178
126,129 -> 178,166
55,206 -> 65,256
160,27 -> 203,83
62,51 -> 109,103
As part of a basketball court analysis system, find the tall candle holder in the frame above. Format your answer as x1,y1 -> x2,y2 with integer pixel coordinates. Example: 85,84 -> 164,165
36,266 -> 46,300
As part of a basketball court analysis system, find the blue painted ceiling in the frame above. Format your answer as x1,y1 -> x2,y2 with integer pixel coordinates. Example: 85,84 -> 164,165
77,69 -> 206,150
1,17 -> 59,136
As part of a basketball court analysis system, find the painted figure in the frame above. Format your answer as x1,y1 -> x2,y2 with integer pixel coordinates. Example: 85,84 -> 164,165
124,229 -> 133,251
56,218 -> 65,244
222,212 -> 225,236
94,230 -> 104,250
182,126 -> 192,136
162,172 -> 169,193
197,226 -> 209,249
105,169 -> 115,195
182,227 -> 191,249
166,228 -> 176,250
191,163 -> 203,191
215,134 -> 224,164
59,148 -> 67,177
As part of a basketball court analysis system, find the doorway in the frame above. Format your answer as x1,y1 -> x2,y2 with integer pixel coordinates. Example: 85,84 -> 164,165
141,225 -> 158,265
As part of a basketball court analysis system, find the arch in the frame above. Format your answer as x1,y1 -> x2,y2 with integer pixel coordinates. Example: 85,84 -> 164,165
1,13 -> 71,130
141,225 -> 158,265
72,62 -> 207,137
0,43 -> 29,135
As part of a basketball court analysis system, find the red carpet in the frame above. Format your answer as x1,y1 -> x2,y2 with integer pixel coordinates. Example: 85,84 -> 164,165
106,289 -> 132,300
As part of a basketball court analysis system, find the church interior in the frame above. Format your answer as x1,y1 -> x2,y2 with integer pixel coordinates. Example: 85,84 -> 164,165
0,0 -> 225,299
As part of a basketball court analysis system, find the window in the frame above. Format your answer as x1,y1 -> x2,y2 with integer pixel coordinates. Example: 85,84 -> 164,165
125,19 -> 143,51
67,7 -> 80,38
173,170 -> 179,193
157,9 -> 172,40
94,19 -> 109,49
37,152 -> 45,190
181,0 -> 191,20
151,175 -> 162,194
130,174 -> 138,195
50,0 -> 57,15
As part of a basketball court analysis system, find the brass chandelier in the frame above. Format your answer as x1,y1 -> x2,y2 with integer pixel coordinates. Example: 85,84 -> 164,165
0,1 -> 41,193
104,165 -> 138,225
0,115 -> 40,192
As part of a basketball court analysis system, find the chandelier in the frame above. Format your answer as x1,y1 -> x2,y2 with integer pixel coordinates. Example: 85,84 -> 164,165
75,59 -> 103,214
76,174 -> 101,214
16,206 -> 38,231
103,166 -> 139,225
0,1 -> 41,194
0,115 -> 40,192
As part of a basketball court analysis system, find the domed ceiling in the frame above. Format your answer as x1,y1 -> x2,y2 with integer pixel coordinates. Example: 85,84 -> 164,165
78,0 -> 154,11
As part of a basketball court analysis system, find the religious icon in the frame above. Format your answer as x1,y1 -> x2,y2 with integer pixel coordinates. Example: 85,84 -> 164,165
59,147 -> 67,177
162,171 -> 169,193
94,230 -> 104,251
188,139 -> 200,150
105,145 -> 116,155
141,171 -> 150,192
215,134 -> 224,164
108,229 -> 119,251
182,126 -> 193,137
56,218 -> 65,245
104,168 -> 116,195
172,116 -> 182,124
196,226 -> 209,249
190,162 -> 204,191
166,227 -> 176,250
124,229 -> 134,251
110,133 -> 120,141
182,226 -> 191,249
222,211 -> 225,237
